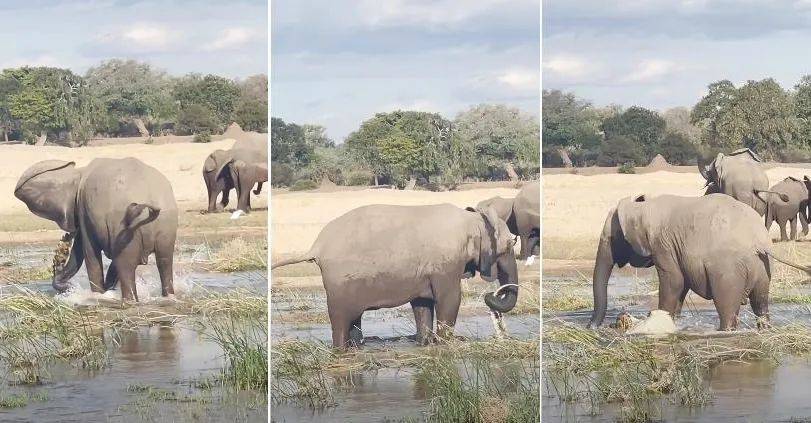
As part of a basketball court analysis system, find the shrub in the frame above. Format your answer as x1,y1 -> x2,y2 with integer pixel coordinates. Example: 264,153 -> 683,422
290,180 -> 318,191
193,131 -> 211,143
345,170 -> 373,186
597,135 -> 643,166
655,131 -> 696,165
270,162 -> 294,187
234,98 -> 268,133
176,104 -> 219,135
618,162 -> 636,174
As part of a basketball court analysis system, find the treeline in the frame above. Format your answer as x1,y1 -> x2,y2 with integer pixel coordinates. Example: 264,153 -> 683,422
0,59 -> 268,145
543,76 -> 811,167
271,104 -> 540,190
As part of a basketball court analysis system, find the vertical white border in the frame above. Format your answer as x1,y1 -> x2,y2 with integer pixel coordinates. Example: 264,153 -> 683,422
538,0 -> 544,420
266,0 -> 272,421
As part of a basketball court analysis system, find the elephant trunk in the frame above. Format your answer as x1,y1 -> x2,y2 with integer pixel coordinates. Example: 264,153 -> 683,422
588,224 -> 616,328
484,254 -> 519,313
203,171 -> 220,212
52,231 -> 84,293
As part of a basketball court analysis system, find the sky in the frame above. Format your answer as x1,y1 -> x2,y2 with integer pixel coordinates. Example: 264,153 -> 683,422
0,0 -> 267,79
544,0 -> 811,112
271,0 -> 541,141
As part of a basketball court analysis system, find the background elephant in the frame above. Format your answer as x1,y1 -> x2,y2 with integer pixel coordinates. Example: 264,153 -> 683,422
229,158 -> 268,213
763,176 -> 809,241
589,193 -> 809,331
202,144 -> 268,213
698,148 -> 786,215
477,180 -> 540,260
271,204 -> 519,348
14,158 -> 178,301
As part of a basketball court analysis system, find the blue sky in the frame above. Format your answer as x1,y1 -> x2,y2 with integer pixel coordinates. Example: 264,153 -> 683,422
0,0 -> 267,79
544,0 -> 811,111
272,0 -> 541,141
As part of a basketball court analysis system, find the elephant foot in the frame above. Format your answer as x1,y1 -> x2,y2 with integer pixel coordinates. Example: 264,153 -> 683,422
756,315 -> 771,330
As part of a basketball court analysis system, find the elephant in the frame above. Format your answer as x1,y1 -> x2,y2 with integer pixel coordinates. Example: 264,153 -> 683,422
229,157 -> 268,214
477,181 -> 540,260
763,176 -> 810,242
588,193 -> 810,331
202,146 -> 268,213
14,158 -> 178,301
270,204 -> 519,349
698,148 -> 787,215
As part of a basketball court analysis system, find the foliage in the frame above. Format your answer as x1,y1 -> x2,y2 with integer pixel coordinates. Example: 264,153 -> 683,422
270,162 -> 295,187
175,104 -> 219,135
234,98 -> 267,132
301,124 -> 334,148
454,104 -> 539,179
271,117 -> 313,168
617,162 -> 636,174
193,131 -> 211,143
345,170 -> 373,186
601,106 -> 666,161
173,73 -> 241,126
597,135 -> 643,166
656,131 -> 696,165
303,146 -> 346,184
542,89 -> 602,150
290,180 -> 318,191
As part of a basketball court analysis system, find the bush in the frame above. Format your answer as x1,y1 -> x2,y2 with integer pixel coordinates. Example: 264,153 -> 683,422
176,104 -> 219,135
234,98 -> 268,132
345,170 -> 373,186
270,162 -> 294,187
656,132 -> 696,165
193,131 -> 211,143
290,180 -> 318,191
597,135 -> 643,166
778,146 -> 811,163
618,162 -> 636,174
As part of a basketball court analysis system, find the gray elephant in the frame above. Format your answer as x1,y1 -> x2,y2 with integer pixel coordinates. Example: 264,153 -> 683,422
698,148 -> 787,215
14,158 -> 178,301
202,147 -> 267,213
229,156 -> 268,214
271,204 -> 519,349
589,193 -> 810,331
477,181 -> 540,260
763,176 -> 810,242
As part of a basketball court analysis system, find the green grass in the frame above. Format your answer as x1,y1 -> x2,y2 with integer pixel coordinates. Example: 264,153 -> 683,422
207,238 -> 267,272
200,315 -> 268,392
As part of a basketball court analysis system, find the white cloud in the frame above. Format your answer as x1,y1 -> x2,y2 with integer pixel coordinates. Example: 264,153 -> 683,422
205,28 -> 254,51
622,59 -> 676,83
383,99 -> 441,113
95,23 -> 182,53
497,68 -> 539,90
542,55 -> 589,77
6,54 -> 61,68
122,24 -> 174,48
357,0 -> 526,28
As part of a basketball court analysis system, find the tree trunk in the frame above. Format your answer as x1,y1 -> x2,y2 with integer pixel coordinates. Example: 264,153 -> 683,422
35,130 -> 47,146
504,162 -> 519,182
2,129 -> 7,142
405,176 -> 417,190
133,118 -> 150,138
374,174 -> 379,186
558,148 -> 573,168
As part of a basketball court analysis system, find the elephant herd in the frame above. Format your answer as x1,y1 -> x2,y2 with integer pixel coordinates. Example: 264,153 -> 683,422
12,139 -> 268,301
589,148 -> 811,331
272,181 -> 540,348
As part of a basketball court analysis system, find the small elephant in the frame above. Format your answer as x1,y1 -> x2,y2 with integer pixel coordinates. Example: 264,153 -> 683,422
763,176 -> 810,242
202,146 -> 268,213
477,181 -> 540,260
271,204 -> 519,349
14,158 -> 178,301
229,158 -> 268,213
589,193 -> 810,331
698,148 -> 786,215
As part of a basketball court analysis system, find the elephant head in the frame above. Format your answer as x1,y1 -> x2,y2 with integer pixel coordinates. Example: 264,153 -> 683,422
468,206 -> 520,313
588,195 -> 655,328
14,160 -> 83,292
202,149 -> 235,212
476,196 -> 518,235
698,153 -> 722,192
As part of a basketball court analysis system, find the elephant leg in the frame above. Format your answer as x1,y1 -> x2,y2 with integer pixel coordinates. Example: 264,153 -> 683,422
779,219 -> 789,242
156,243 -> 175,297
348,315 -> 363,347
326,292 -> 361,349
81,232 -> 105,293
710,274 -> 744,331
790,217 -> 798,241
219,188 -> 230,210
517,235 -> 529,260
800,208 -> 809,236
654,262 -> 685,317
237,181 -> 252,213
411,298 -> 435,345
673,286 -> 690,318
114,246 -> 140,302
432,278 -> 462,340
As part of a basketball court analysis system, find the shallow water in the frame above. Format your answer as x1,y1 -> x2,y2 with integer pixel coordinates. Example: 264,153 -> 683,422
0,247 -> 267,422
272,292 -> 539,422
544,273 -> 811,422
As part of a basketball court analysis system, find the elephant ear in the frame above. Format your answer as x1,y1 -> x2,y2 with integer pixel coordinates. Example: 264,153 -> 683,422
14,160 -> 79,232
616,195 -> 654,258
729,148 -> 762,162
204,150 -> 233,177
465,206 -> 499,279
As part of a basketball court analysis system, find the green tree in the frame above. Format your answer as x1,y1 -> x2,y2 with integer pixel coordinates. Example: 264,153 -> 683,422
175,104 -> 218,135
542,90 -> 602,166
795,75 -> 811,145
271,117 -> 312,168
302,124 -> 334,148
85,59 -> 175,137
234,98 -> 268,132
661,107 -> 701,145
174,74 -> 241,129
601,106 -> 665,161
454,104 -> 539,180
656,131 -> 696,165
597,135 -> 643,166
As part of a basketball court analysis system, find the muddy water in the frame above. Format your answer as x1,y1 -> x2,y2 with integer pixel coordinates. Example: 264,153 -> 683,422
272,292 -> 539,422
0,242 -> 267,422
544,273 -> 811,422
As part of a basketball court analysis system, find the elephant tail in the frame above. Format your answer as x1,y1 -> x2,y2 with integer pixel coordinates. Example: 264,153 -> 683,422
754,189 -> 789,203
270,253 -> 316,270
124,203 -> 161,230
764,251 -> 811,274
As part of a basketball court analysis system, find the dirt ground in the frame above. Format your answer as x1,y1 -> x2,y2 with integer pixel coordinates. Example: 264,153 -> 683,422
0,137 -> 268,244
271,182 -> 525,259
543,166 -> 811,273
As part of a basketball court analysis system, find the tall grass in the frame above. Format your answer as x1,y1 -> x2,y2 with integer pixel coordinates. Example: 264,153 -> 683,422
207,238 -> 267,272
